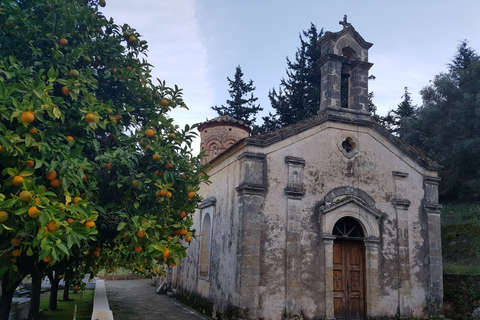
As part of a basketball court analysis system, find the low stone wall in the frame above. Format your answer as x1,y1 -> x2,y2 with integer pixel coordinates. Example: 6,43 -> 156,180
91,280 -> 113,320
443,273 -> 480,320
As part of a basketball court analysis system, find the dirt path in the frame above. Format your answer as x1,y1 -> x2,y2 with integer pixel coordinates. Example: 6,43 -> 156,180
104,279 -> 212,320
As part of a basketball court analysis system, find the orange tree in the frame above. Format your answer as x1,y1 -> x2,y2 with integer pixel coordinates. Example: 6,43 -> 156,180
0,0 -> 207,319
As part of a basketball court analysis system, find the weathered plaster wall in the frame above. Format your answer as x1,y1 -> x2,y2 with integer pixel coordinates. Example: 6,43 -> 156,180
175,118 -> 441,320
244,120 -> 439,319
175,145 -> 247,318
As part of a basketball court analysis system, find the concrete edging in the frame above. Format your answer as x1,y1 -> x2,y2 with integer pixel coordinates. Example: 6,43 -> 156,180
91,280 -> 113,320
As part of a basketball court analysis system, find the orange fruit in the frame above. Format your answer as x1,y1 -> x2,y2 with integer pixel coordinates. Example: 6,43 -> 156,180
43,256 -> 51,263
165,163 -> 174,170
85,113 -> 95,123
34,198 -> 41,205
85,221 -> 95,228
168,133 -> 176,140
145,129 -> 154,138
128,35 -> 136,44
137,230 -> 146,238
0,211 -> 8,222
46,170 -> 57,180
28,206 -> 41,218
48,221 -> 59,232
74,285 -> 80,291
25,160 -> 35,168
82,56 -> 91,64
106,162 -> 112,169
178,228 -> 187,236
182,174 -> 187,179
179,211 -> 187,219
19,191 -> 32,202
12,249 -> 20,257
66,218 -> 74,224
0,145 -> 2,152
115,114 -> 122,121
188,191 -> 195,199
61,86 -> 70,96
134,246 -> 143,253
50,179 -> 61,188
163,249 -> 172,259
29,128 -> 38,134
155,170 -> 163,177
185,236 -> 192,242
66,136 -> 74,141
10,238 -> 21,246
21,111 -> 35,124
12,176 -> 24,186
152,154 -> 161,161
159,189 -> 167,197
73,196 -> 82,204
69,69 -> 79,79
59,38 -> 68,46
57,275 -> 63,279
132,181 -> 138,188
166,192 -> 172,199
82,174 -> 88,180
160,99 -> 169,106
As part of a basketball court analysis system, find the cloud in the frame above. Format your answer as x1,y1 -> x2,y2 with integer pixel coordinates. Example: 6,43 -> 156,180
101,0 -> 215,153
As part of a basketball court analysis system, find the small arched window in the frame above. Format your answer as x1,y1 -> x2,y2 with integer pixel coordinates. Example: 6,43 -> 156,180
199,213 -> 212,276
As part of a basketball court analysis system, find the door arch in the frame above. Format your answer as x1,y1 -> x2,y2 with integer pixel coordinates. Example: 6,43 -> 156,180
320,194 -> 382,320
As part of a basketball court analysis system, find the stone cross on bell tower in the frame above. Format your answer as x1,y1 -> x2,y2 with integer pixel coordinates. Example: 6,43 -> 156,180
317,16 -> 374,115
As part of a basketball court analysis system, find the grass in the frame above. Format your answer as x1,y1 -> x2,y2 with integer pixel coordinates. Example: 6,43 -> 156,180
441,202 -> 480,274
39,287 -> 94,320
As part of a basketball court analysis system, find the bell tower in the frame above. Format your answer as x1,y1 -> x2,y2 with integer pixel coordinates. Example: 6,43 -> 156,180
317,15 -> 374,115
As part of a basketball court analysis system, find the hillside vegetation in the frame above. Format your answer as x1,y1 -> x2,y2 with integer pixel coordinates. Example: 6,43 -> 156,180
441,202 -> 480,274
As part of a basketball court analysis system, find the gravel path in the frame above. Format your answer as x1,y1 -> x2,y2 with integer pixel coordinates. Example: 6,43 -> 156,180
104,279 -> 212,320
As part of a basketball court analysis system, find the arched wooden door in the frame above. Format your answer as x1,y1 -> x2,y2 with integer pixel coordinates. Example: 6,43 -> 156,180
332,218 -> 366,320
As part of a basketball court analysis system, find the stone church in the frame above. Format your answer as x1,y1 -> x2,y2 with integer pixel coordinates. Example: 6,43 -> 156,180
171,18 -> 443,320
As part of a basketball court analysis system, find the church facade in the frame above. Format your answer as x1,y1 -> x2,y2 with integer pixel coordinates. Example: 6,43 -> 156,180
172,18 -> 443,320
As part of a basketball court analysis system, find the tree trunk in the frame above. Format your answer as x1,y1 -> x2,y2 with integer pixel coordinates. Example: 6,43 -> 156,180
47,273 -> 60,310
27,269 -> 43,320
0,275 -> 24,320
62,278 -> 71,301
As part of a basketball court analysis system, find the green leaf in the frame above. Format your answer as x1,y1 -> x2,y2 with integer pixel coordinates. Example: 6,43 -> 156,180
134,201 -> 139,209
53,107 -> 61,119
1,224 -> 13,230
1,198 -> 18,208
27,246 -> 33,256
33,88 -> 44,99
117,222 -> 127,231
56,242 -> 69,256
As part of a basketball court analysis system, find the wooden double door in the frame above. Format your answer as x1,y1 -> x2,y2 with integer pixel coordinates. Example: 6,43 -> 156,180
333,240 -> 366,320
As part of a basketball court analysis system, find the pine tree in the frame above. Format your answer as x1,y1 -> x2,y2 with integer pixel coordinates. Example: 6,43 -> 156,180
404,42 -> 480,201
383,87 -> 417,135
211,65 -> 262,127
258,23 -> 323,132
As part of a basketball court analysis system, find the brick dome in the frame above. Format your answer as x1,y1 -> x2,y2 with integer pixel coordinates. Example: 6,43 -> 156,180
198,116 -> 251,164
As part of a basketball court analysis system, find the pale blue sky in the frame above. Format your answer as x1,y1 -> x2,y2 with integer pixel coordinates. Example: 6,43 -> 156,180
101,0 -> 480,142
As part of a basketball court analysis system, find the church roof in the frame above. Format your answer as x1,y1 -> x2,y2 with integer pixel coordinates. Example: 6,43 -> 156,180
197,115 -> 251,133
246,112 -> 441,172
